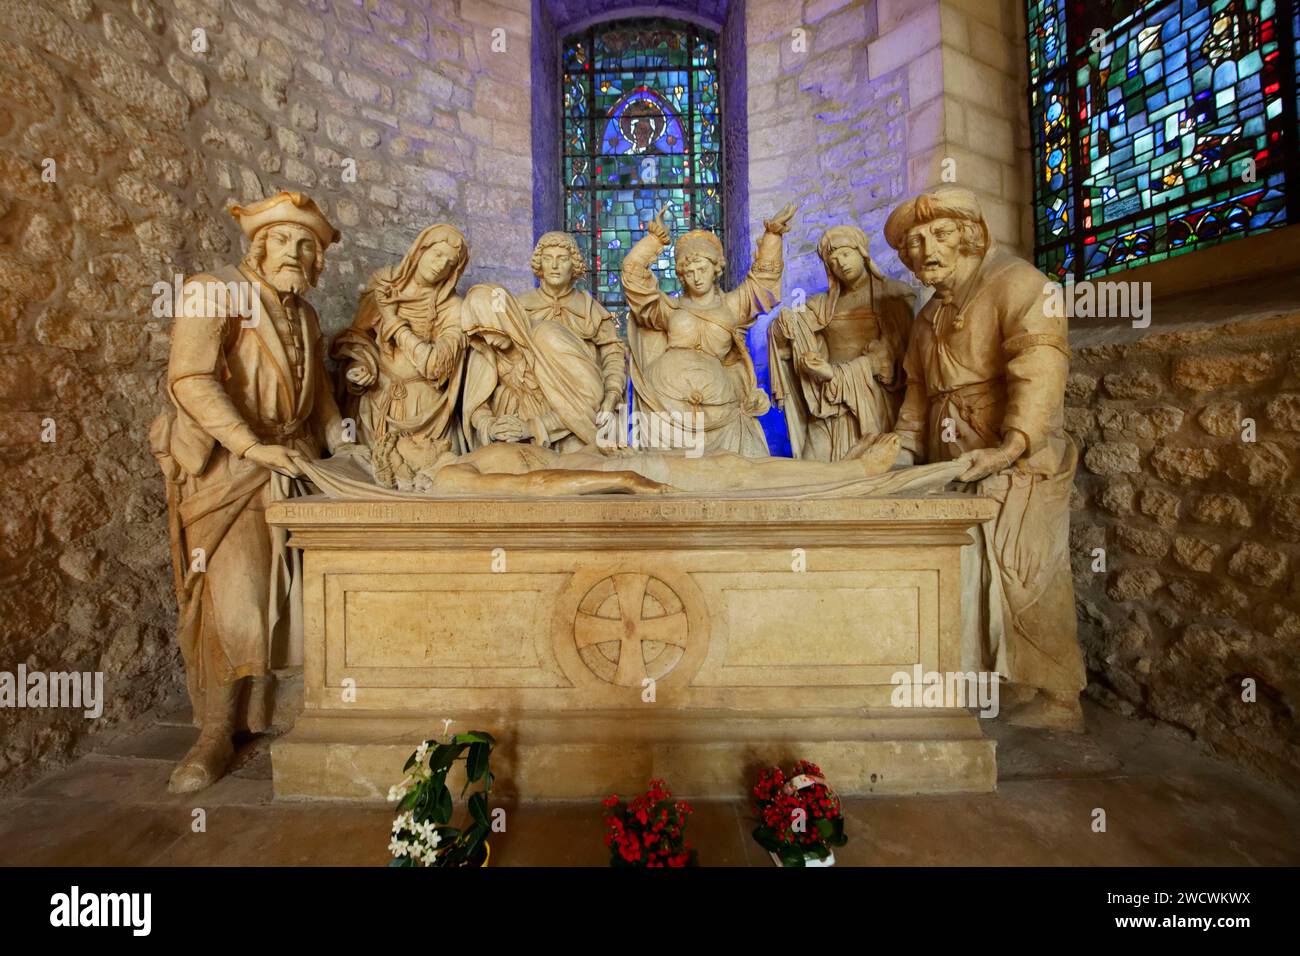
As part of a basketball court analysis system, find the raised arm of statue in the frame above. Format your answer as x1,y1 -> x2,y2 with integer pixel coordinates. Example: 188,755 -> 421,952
622,236 -> 671,330
622,209 -> 673,331
730,202 -> 796,320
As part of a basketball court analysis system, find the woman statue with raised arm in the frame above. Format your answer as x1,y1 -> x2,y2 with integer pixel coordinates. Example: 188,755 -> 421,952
621,204 -> 796,457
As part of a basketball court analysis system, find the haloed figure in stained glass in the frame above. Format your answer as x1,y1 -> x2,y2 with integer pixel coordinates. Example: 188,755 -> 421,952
622,203 -> 796,457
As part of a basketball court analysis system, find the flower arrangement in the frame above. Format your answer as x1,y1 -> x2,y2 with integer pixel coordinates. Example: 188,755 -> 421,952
751,760 -> 847,867
387,730 -> 495,867
602,778 -> 696,867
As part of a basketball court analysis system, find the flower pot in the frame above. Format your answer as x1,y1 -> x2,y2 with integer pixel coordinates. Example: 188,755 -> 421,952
769,849 -> 835,867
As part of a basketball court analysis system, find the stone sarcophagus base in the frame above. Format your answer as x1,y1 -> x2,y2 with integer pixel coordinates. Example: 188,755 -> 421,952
266,494 -> 1000,800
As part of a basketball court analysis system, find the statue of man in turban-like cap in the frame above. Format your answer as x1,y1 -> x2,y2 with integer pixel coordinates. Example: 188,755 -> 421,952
882,186 -> 1085,731
150,190 -> 366,792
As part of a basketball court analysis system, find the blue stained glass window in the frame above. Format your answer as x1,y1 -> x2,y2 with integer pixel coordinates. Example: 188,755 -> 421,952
1027,0 -> 1300,279
562,19 -> 723,319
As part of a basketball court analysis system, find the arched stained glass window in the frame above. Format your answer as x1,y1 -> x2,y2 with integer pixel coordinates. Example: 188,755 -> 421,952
562,18 -> 723,319
1027,0 -> 1300,279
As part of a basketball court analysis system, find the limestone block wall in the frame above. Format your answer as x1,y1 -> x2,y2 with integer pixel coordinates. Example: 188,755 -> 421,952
1068,314 -> 1300,789
744,0 -> 917,292
899,0 -> 1031,258
0,0 -> 533,792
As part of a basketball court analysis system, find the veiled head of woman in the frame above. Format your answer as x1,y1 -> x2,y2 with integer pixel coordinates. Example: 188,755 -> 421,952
817,225 -> 883,288
393,224 -> 468,293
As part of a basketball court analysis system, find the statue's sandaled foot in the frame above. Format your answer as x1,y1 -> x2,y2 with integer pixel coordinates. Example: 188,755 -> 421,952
846,432 -> 902,475
168,732 -> 235,794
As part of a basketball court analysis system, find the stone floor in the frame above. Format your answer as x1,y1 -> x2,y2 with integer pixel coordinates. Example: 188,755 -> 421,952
0,701 -> 1296,866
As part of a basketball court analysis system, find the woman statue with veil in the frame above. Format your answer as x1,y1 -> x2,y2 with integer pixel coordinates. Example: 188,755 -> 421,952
768,225 -> 916,461
458,284 -> 607,454
330,224 -> 470,485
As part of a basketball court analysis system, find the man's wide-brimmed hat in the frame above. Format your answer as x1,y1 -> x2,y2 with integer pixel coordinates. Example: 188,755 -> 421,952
230,190 -> 340,248
883,186 -> 990,251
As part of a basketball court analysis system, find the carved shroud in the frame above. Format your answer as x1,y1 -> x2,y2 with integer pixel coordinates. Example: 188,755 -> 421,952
300,453 -> 966,501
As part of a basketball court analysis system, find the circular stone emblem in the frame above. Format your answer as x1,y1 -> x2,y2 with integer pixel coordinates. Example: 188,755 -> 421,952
573,573 -> 688,686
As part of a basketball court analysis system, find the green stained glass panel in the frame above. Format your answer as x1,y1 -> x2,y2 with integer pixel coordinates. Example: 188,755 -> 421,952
1026,0 -> 1300,279
562,19 -> 725,312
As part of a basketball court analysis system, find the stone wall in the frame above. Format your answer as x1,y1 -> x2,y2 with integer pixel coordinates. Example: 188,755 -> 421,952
927,0 -> 1031,258
745,0 -> 915,294
0,0 -> 533,792
1068,313 -> 1300,789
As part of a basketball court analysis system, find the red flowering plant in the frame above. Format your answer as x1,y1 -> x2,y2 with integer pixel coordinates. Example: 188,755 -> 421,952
602,778 -> 696,867
751,760 -> 847,866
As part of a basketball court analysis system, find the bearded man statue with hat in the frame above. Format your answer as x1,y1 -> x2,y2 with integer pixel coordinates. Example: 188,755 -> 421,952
150,190 -> 366,792
621,203 -> 796,457
882,185 -> 1086,731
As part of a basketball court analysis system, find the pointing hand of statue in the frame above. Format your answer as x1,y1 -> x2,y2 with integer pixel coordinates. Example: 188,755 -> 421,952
645,207 -> 671,244
764,202 -> 798,235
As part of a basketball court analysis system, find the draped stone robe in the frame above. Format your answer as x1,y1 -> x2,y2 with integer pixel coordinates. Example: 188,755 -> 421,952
769,276 -> 915,461
517,286 -> 626,405
331,287 -> 466,454
460,286 -> 606,453
893,244 -> 1085,701
150,264 -> 346,712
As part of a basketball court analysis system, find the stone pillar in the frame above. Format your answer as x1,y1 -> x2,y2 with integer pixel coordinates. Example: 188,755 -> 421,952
895,0 -> 1032,258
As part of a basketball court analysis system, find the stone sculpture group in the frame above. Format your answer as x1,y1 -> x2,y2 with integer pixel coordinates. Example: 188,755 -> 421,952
151,186 -> 1085,792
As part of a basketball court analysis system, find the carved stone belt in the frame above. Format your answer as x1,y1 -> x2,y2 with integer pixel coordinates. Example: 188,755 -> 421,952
253,421 -> 304,440
387,374 -> 427,401
930,380 -> 1001,445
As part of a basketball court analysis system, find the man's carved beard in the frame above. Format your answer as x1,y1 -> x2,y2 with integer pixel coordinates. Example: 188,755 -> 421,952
267,265 -> 308,296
